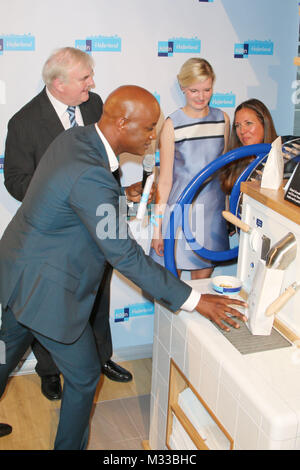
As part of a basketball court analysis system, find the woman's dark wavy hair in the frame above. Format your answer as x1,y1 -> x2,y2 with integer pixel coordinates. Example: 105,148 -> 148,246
220,99 -> 278,194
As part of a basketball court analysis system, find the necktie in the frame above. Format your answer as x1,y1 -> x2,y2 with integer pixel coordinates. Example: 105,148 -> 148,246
67,106 -> 78,128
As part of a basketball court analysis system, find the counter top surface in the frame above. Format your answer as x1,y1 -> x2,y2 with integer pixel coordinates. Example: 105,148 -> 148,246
240,180 -> 300,225
178,279 -> 300,429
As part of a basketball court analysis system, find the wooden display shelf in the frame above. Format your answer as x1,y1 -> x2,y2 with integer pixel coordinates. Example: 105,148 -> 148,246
240,180 -> 300,226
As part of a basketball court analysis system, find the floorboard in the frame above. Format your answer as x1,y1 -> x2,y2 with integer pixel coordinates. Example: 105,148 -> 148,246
0,358 -> 152,450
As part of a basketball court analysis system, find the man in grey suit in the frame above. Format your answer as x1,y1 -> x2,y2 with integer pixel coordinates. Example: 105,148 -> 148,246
3,47 -> 132,402
0,85 -> 246,449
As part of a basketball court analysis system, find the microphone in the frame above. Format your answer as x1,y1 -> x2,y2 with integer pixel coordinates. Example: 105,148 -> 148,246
136,173 -> 155,220
142,154 -> 155,187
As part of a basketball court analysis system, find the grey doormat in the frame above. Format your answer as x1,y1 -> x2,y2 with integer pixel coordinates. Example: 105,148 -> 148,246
216,318 -> 292,355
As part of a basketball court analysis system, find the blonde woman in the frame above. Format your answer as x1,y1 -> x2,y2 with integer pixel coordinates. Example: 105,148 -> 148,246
150,58 -> 230,279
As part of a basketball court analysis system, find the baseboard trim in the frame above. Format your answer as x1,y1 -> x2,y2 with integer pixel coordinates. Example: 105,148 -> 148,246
11,344 -> 153,376
11,358 -> 37,376
112,344 -> 153,363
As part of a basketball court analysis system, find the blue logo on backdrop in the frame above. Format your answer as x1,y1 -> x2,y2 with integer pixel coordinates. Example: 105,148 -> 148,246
198,0 -> 214,2
114,301 -> 154,322
153,91 -> 160,104
158,37 -> 201,57
0,156 -> 4,173
234,40 -> 274,58
0,34 -> 35,55
210,92 -> 236,108
75,35 -> 121,53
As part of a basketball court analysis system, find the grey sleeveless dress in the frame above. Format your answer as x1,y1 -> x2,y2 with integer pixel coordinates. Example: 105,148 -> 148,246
150,107 -> 229,270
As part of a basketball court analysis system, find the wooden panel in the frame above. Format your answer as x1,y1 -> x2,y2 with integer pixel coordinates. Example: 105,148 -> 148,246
171,404 -> 209,450
142,440 -> 151,450
241,181 -> 300,225
166,359 -> 234,450
274,317 -> 300,344
166,359 -> 188,449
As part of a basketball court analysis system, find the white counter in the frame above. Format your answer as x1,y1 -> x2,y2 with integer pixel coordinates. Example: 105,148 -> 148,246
149,278 -> 300,450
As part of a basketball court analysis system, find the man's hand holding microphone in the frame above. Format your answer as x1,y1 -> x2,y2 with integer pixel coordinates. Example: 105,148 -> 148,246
125,153 -> 156,205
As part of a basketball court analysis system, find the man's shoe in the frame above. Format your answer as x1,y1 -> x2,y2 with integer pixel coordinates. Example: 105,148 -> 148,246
0,423 -> 12,438
41,374 -> 62,400
102,360 -> 133,383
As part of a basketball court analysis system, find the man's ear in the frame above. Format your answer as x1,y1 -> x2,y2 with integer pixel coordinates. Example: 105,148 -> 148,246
52,77 -> 65,94
116,117 -> 129,131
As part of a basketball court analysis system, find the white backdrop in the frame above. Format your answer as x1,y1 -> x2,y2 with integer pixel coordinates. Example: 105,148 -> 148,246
0,0 -> 298,364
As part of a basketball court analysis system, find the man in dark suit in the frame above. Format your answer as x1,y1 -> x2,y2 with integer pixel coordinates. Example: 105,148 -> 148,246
3,47 -> 132,402
0,85 -> 246,449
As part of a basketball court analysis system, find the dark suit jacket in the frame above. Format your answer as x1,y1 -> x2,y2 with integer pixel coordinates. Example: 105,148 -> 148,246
4,87 -> 103,201
0,125 -> 191,344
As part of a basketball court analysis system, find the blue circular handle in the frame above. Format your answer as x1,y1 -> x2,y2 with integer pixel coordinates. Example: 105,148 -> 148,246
164,144 -> 271,276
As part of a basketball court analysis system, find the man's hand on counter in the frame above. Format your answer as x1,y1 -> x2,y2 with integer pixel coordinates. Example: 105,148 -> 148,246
195,294 -> 248,331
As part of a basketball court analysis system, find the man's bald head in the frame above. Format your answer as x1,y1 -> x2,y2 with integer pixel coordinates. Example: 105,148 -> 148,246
103,85 -> 160,121
98,85 -> 160,156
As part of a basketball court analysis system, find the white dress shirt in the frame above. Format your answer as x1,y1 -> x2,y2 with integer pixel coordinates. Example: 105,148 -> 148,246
94,123 -> 119,172
46,88 -> 84,129
94,124 -> 201,313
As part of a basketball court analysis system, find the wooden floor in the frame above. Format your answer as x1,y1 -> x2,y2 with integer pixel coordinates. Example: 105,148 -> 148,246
0,358 -> 152,450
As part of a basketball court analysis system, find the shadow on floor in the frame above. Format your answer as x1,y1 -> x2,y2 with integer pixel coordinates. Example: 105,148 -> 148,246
87,394 -> 150,450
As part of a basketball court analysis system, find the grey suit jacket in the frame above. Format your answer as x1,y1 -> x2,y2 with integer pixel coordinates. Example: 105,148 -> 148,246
0,125 -> 191,343
4,87 -> 103,201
